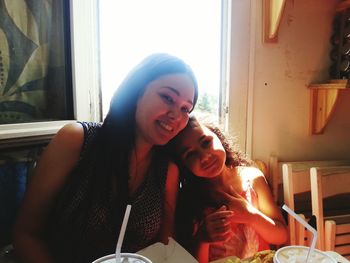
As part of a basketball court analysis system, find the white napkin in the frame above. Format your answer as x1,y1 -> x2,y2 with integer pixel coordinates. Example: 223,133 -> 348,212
137,238 -> 198,263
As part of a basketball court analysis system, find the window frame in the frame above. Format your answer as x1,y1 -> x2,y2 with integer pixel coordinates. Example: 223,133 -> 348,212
225,0 -> 255,156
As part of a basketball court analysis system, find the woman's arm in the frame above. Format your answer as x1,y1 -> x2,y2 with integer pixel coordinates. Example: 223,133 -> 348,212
160,161 -> 180,244
13,123 -> 85,263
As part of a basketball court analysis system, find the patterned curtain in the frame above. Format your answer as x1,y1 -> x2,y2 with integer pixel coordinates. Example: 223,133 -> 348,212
0,0 -> 72,124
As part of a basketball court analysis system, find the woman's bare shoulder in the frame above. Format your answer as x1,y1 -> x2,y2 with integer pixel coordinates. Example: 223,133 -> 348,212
32,122 -> 85,183
53,122 -> 85,151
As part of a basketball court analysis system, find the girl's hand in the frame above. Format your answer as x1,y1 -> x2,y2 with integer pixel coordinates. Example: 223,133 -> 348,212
216,187 -> 257,224
197,205 -> 233,242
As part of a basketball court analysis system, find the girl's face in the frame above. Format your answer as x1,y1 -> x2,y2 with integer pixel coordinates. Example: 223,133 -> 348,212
135,73 -> 195,146
176,121 -> 226,178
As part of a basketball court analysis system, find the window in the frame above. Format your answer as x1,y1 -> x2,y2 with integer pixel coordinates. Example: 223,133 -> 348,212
2,0 -> 254,155
98,0 -> 225,123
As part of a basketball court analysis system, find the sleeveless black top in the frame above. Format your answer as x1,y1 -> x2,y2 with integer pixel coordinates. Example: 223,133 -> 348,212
45,122 -> 169,263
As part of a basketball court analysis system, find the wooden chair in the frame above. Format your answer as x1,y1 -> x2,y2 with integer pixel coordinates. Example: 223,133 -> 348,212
310,166 -> 350,258
282,163 -> 312,246
281,160 -> 350,246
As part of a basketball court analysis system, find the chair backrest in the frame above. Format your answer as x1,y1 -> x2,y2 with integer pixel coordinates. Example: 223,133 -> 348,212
310,166 -> 350,251
324,220 -> 350,260
282,163 -> 313,245
268,156 -> 350,203
281,160 -> 350,245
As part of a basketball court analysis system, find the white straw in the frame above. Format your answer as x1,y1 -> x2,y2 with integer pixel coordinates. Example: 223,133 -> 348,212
115,204 -> 132,263
282,204 -> 317,263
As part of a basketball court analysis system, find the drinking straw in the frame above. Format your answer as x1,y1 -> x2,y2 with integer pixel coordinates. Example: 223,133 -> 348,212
282,204 -> 317,263
115,204 -> 132,263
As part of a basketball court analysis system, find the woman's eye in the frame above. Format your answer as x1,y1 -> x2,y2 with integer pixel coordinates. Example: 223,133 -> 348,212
181,106 -> 190,114
161,94 -> 174,104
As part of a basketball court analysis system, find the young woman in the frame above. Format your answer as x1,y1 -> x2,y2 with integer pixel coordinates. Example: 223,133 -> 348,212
171,116 -> 288,263
13,53 -> 198,263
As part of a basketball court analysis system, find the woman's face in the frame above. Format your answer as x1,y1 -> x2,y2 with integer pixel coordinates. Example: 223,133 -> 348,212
135,73 -> 195,146
176,121 -> 226,178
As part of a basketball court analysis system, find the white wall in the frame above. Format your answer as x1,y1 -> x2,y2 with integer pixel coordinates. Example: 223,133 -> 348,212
249,0 -> 350,163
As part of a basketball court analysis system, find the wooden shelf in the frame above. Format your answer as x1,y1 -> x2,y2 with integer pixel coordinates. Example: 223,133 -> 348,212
309,80 -> 349,134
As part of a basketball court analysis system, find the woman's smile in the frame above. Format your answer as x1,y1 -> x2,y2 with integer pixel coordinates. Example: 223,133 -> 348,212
157,119 -> 174,132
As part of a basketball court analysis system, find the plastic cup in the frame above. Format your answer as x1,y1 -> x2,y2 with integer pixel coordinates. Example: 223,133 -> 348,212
273,246 -> 337,263
92,253 -> 152,263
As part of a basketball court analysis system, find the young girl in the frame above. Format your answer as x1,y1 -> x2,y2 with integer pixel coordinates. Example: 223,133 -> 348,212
171,116 -> 288,263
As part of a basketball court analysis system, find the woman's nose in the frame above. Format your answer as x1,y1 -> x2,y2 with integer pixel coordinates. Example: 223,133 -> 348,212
167,106 -> 181,120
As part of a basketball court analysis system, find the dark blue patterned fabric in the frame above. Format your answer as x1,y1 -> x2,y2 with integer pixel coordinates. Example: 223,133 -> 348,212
0,161 -> 27,246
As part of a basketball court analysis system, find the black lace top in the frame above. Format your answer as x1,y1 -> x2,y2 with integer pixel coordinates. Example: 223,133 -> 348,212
45,122 -> 169,263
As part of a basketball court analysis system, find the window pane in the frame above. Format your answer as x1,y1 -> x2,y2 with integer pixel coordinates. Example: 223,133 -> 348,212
98,0 -> 222,122
0,0 -> 73,124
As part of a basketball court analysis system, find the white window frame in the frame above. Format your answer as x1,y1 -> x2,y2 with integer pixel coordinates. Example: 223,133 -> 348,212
225,0 -> 255,156
0,0 -> 100,147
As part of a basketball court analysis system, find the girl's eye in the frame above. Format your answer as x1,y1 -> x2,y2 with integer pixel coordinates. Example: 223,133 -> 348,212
202,138 -> 212,148
160,94 -> 174,104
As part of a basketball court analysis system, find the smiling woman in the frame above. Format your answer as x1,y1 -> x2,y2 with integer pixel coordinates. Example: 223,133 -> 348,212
12,53 -> 199,263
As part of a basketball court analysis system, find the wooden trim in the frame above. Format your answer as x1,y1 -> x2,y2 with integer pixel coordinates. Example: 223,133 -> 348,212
262,0 -> 287,43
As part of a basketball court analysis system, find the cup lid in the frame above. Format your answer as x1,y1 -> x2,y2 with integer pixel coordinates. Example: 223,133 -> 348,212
274,246 -> 337,263
92,253 -> 152,263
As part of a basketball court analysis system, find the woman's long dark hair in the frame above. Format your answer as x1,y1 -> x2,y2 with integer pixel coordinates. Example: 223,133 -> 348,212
92,53 -> 198,209
45,54 -> 199,261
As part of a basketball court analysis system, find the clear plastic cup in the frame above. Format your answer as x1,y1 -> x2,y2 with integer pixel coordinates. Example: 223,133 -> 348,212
273,246 -> 337,263
92,253 -> 152,263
